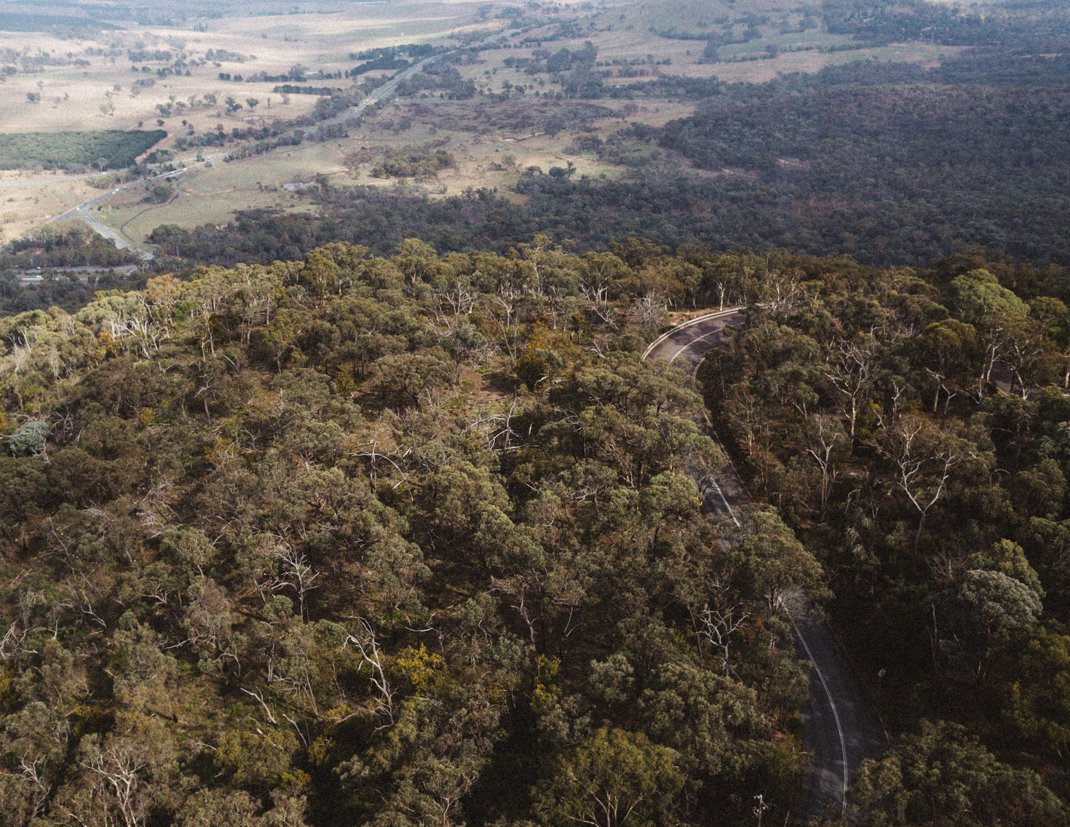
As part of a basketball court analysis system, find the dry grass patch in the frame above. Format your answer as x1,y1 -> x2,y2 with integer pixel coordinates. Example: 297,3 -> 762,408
112,142 -> 346,240
0,170 -> 97,239
0,1 -> 489,240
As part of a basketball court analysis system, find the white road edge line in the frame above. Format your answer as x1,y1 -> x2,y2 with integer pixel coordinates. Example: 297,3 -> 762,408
790,614 -> 850,814
645,307 -> 851,814
641,307 -> 743,360
706,479 -> 850,811
705,478 -> 741,528
705,469 -> 849,812
669,327 -> 723,363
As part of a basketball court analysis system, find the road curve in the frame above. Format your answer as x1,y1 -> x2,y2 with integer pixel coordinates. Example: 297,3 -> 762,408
645,308 -> 885,823
50,160 -> 220,260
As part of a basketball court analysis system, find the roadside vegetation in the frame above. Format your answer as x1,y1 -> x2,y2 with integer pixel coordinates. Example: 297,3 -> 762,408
695,249 -> 1070,822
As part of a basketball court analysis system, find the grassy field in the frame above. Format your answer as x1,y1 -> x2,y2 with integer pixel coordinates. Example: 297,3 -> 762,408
715,28 -> 853,58
695,41 -> 960,83
111,143 -> 347,239
0,3 -> 489,139
0,1 -> 495,238
0,170 -> 97,241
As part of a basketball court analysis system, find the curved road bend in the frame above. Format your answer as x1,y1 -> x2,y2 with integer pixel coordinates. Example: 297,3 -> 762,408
645,309 -> 885,823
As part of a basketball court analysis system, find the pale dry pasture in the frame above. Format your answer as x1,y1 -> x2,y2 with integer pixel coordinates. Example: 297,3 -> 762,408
0,1 -> 488,239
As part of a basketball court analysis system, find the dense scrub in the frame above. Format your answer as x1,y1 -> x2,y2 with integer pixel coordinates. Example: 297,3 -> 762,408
369,147 -> 455,179
0,228 -> 141,315
0,227 -> 138,272
822,0 -> 1070,48
0,130 -> 166,172
658,80 -> 1070,265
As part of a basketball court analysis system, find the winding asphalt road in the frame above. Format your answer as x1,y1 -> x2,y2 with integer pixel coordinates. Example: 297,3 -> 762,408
645,309 -> 886,823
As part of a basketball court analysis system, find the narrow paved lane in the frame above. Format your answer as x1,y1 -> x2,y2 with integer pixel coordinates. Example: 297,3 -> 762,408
645,308 -> 885,823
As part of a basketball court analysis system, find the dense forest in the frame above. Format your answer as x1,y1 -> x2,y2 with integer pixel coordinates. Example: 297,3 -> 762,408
0,229 -> 139,273
0,229 -> 142,317
3,1 -> 1070,823
0,271 -> 143,319
0,241 -> 814,826
696,249 -> 1070,822
659,82 -> 1070,259
0,240 -> 1066,825
822,0 -> 1070,48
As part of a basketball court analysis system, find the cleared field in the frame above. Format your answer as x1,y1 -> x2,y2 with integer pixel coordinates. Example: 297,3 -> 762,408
107,104 -> 633,244
715,28 -> 854,58
109,189 -> 314,240
112,142 -> 348,239
684,41 -> 961,84
0,1 -> 492,238
0,3 -> 483,138
0,170 -> 97,240
349,131 -> 627,196
0,72 -> 321,135
341,95 -> 710,197
101,85 -> 677,246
